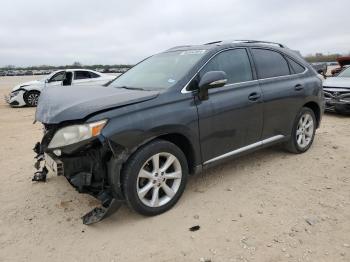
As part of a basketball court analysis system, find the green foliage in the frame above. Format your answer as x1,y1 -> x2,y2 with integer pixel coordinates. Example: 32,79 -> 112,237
304,53 -> 346,63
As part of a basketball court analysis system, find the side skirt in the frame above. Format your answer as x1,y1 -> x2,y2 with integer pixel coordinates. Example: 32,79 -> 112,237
203,135 -> 285,165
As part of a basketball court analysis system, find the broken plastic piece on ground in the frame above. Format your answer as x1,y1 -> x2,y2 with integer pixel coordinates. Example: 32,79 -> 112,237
189,225 -> 201,232
81,198 -> 122,225
32,167 -> 48,182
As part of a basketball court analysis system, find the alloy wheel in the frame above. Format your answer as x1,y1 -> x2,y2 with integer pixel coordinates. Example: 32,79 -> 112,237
27,93 -> 39,106
137,152 -> 182,208
296,112 -> 314,149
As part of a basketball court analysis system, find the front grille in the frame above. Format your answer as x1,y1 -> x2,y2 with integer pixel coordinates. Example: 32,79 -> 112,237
323,89 -> 350,99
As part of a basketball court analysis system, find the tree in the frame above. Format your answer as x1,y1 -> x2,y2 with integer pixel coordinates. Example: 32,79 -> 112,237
72,61 -> 82,68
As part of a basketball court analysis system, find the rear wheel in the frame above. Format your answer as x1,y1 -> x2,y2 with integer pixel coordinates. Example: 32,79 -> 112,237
285,107 -> 316,153
24,91 -> 40,107
122,140 -> 188,216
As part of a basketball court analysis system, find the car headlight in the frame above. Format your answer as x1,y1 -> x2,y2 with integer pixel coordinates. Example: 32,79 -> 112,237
11,90 -> 20,97
48,119 -> 107,149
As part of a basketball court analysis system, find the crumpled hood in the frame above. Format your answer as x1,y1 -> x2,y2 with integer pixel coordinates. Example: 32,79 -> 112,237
35,85 -> 159,124
12,80 -> 43,91
323,77 -> 350,89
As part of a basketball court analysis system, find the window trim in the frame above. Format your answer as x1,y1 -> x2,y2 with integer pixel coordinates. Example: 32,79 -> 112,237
49,71 -> 65,82
181,47 -> 254,94
285,56 -> 306,75
250,47 -> 308,81
251,47 -> 292,79
181,47 -> 309,94
74,70 -> 92,80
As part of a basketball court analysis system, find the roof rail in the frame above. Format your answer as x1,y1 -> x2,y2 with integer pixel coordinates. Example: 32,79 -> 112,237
204,39 -> 285,48
166,45 -> 193,51
231,40 -> 285,48
204,40 -> 222,45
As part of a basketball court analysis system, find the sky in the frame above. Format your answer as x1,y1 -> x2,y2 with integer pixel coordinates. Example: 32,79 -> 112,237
1,0 -> 349,67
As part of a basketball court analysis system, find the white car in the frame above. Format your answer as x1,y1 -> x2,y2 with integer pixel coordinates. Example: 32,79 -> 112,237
5,69 -> 116,107
323,66 -> 350,114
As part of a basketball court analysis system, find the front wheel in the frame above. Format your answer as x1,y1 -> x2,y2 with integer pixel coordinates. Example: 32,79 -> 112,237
122,140 -> 188,216
24,91 -> 40,107
284,107 -> 316,153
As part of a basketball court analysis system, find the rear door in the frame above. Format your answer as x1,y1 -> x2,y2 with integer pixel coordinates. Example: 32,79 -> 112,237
196,48 -> 263,164
250,48 -> 306,139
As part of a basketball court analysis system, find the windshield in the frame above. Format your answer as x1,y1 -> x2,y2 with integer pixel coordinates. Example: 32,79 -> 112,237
338,67 -> 350,77
108,50 -> 207,90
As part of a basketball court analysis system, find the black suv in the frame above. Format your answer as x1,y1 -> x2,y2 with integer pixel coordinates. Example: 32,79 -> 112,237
34,40 -> 324,223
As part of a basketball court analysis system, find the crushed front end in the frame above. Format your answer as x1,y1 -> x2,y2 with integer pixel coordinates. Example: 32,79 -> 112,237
323,88 -> 350,114
33,122 -> 126,224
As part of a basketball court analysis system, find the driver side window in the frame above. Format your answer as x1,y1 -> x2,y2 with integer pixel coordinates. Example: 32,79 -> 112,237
200,49 -> 253,85
49,72 -> 65,82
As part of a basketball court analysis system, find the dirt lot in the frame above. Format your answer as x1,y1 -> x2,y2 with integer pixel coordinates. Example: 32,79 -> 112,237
0,76 -> 349,262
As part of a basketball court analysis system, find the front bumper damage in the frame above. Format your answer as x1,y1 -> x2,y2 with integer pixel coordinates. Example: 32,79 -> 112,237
4,89 -> 26,107
33,129 -> 128,225
324,90 -> 350,114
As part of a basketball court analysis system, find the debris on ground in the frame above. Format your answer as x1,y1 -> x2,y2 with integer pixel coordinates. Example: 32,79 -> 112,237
189,225 -> 200,232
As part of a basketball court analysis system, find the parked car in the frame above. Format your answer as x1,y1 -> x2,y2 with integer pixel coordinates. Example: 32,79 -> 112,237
6,70 -> 16,76
323,65 -> 350,114
0,71 -> 6,76
331,56 -> 350,76
5,69 -> 115,107
311,62 -> 327,75
33,40 -> 324,224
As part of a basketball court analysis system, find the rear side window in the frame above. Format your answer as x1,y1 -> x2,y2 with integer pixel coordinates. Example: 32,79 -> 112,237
252,49 -> 290,79
287,58 -> 305,74
74,71 -> 91,80
200,49 -> 253,85
89,72 -> 100,78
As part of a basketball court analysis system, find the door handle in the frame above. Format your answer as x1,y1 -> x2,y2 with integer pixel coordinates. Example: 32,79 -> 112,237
248,92 -> 261,101
295,84 -> 304,91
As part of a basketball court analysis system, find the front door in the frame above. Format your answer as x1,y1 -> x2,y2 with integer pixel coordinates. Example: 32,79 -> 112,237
46,71 -> 65,87
195,48 -> 263,164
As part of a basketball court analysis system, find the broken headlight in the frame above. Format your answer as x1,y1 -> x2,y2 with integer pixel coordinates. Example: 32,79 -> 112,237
48,120 -> 107,149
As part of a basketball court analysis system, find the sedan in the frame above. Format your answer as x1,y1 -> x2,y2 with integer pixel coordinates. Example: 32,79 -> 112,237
5,69 -> 116,107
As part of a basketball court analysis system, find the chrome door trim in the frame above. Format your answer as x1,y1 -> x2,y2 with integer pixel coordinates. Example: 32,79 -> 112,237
181,47 -> 309,94
203,135 -> 285,165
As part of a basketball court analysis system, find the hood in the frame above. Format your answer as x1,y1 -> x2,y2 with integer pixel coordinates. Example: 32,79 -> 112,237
323,77 -> 350,89
35,85 -> 159,124
12,80 -> 43,91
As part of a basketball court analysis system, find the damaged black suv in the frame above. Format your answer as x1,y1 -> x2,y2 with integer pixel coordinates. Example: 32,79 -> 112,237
34,40 -> 324,224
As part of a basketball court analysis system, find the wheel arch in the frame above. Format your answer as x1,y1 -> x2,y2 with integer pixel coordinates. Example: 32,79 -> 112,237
303,101 -> 321,128
155,133 -> 198,174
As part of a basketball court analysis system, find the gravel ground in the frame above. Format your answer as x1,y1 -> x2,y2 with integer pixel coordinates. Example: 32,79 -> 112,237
0,76 -> 349,262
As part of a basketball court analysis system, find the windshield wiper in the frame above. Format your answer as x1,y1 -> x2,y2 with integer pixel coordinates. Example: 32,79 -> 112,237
115,86 -> 146,91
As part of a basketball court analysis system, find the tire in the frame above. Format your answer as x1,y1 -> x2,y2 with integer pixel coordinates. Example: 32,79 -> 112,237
284,107 -> 316,154
24,91 -> 40,107
122,139 -> 188,216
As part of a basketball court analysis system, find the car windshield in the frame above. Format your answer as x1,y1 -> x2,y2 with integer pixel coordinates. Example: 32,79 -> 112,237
337,67 -> 350,77
108,50 -> 207,90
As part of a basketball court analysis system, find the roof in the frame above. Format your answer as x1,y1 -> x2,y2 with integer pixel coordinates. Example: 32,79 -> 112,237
166,39 -> 288,52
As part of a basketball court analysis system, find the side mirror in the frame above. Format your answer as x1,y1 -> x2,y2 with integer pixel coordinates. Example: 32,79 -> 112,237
198,71 -> 227,100
45,79 -> 49,83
